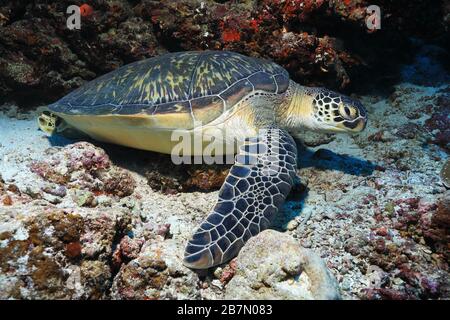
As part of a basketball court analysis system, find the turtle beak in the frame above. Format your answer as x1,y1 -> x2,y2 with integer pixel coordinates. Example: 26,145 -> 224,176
344,117 -> 367,133
357,117 -> 367,131
329,116 -> 367,133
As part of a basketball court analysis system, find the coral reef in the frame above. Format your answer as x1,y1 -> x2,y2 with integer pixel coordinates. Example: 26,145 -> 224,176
30,142 -> 136,203
145,161 -> 230,194
111,237 -> 199,300
0,206 -> 129,299
0,0 -> 448,106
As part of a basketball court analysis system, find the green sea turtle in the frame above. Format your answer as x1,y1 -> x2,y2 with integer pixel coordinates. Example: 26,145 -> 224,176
38,51 -> 367,269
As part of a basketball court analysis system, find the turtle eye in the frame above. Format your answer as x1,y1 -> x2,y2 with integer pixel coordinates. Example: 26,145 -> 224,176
339,103 -> 357,120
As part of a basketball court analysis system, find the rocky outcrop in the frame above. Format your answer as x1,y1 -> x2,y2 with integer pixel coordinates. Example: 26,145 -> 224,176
30,142 -> 136,204
110,237 -> 200,300
225,230 -> 341,300
0,206 -> 130,299
0,0 -> 448,106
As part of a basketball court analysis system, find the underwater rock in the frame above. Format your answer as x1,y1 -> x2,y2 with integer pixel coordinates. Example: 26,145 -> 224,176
79,260 -> 112,299
350,195 -> 450,299
363,287 -> 415,300
30,142 -> 136,200
72,189 -> 97,207
426,117 -> 450,151
101,167 -> 136,197
110,237 -> 199,300
0,206 -> 131,299
298,131 -> 336,147
394,123 -> 424,140
42,185 -> 67,198
146,169 -> 185,195
225,230 -> 341,300
146,160 -> 230,194
111,235 -> 145,270
118,235 -> 144,261
379,195 -> 450,263
441,160 -> 450,188
365,265 -> 390,288
422,191 -> 450,261
184,166 -> 230,191
425,95 -> 450,151
218,259 -> 238,285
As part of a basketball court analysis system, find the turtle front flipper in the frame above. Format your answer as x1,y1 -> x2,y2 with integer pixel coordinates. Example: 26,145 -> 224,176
184,128 -> 298,269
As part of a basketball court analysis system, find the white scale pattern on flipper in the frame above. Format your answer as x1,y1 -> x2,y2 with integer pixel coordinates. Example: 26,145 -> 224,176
184,128 -> 298,269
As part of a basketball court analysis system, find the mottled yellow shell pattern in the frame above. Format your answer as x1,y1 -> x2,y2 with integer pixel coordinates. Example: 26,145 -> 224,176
48,51 -> 290,130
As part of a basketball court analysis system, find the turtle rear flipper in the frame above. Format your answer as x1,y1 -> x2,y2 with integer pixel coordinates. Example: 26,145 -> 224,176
38,111 -> 58,135
38,111 -> 89,139
184,128 -> 298,269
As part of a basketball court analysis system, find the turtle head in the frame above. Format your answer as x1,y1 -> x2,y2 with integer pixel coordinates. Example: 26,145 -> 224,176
280,83 -> 367,134
309,88 -> 367,133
